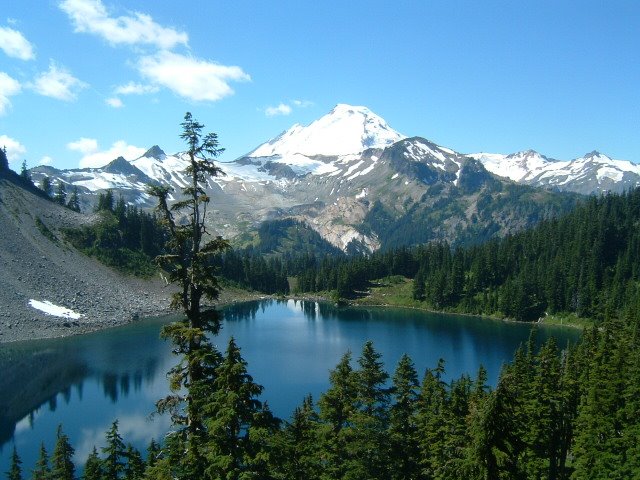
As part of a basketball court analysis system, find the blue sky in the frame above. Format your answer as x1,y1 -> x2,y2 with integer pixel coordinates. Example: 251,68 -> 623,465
0,0 -> 638,170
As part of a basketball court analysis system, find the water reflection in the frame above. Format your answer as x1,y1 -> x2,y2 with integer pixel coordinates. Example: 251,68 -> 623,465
0,302 -> 580,474
0,317 -> 172,457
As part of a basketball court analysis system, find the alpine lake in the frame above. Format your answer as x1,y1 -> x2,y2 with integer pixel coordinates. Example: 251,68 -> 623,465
0,299 -> 581,473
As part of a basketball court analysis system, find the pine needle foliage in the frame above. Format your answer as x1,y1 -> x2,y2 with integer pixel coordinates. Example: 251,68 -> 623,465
147,112 -> 230,476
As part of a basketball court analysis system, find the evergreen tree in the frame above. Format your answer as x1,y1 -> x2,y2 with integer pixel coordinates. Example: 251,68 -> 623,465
273,395 -> 321,480
412,268 -> 426,301
32,443 -> 51,480
96,190 -> 114,212
67,187 -> 81,212
54,182 -> 67,206
148,112 -> 229,476
101,421 -> 126,480
123,445 -> 144,480
0,146 -> 8,171
82,447 -> 102,480
50,425 -> 75,480
204,337 -> 277,480
317,351 -> 358,480
40,176 -> 53,198
388,354 -> 420,480
344,341 -> 391,480
7,446 -> 22,480
416,360 -> 448,479
20,159 -> 31,182
145,440 -> 160,470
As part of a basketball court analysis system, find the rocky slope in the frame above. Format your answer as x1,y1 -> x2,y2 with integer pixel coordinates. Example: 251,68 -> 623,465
0,170 -> 175,343
28,104 -> 591,253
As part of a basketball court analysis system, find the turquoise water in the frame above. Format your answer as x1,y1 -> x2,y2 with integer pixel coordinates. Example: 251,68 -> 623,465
0,299 -> 580,472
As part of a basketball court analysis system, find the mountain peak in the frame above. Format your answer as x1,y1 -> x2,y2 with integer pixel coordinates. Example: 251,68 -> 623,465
584,150 -> 603,159
249,104 -> 406,158
143,145 -> 166,160
104,156 -> 145,177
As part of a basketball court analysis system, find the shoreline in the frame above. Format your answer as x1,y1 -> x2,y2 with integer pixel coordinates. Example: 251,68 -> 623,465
1,287 -> 584,345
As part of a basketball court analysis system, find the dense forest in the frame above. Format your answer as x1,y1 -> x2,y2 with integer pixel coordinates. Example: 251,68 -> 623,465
61,188 -> 640,324
290,188 -> 640,322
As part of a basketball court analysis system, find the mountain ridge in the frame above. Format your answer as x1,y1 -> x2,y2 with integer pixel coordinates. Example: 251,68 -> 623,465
26,104 -> 614,252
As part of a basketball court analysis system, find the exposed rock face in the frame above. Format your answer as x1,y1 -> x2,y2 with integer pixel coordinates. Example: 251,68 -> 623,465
26,105 -> 586,252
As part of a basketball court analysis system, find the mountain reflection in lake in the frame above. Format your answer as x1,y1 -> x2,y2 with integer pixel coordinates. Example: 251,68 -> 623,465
0,300 -> 580,473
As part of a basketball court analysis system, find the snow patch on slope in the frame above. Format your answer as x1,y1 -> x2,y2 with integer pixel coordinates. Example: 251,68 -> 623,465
29,299 -> 82,319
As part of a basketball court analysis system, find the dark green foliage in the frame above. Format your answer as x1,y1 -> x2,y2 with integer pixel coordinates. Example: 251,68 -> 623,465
102,421 -> 126,479
317,351 -> 358,479
40,176 -> 53,198
25,144 -> 640,480
213,249 -> 290,294
63,197 -> 166,276
50,425 -> 75,480
20,160 -> 31,183
0,146 -> 8,171
67,187 -> 80,212
346,342 -> 391,479
388,354 -> 420,480
271,395 -> 322,479
32,443 -> 50,480
82,447 -> 102,480
96,190 -> 114,213
204,337 -> 279,479
7,446 -> 22,480
54,182 -> 67,206
123,445 -> 144,480
149,113 -> 229,462
254,218 -> 342,256
293,189 -> 640,323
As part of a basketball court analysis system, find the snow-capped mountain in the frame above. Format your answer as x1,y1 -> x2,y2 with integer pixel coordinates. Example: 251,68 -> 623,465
31,103 -> 635,252
471,150 -> 640,195
248,103 -> 405,158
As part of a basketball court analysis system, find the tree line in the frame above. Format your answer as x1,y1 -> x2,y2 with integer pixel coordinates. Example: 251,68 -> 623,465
291,188 -> 640,322
62,191 -> 166,276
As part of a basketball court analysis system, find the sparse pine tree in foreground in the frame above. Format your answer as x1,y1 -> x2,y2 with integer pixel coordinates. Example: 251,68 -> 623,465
148,112 -> 229,476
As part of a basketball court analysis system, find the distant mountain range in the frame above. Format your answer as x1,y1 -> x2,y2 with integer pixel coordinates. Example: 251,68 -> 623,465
470,149 -> 640,195
30,104 -> 636,252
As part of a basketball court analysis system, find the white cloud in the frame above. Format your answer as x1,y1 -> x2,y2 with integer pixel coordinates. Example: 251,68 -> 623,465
67,137 -> 98,154
39,155 -> 54,166
0,134 -> 27,164
0,72 -> 21,115
67,138 -> 145,168
59,0 -> 188,50
292,99 -> 314,108
31,61 -> 88,101
265,103 -> 292,117
0,26 -> 35,60
114,82 -> 158,95
264,99 -> 314,117
105,96 -> 123,108
137,50 -> 250,102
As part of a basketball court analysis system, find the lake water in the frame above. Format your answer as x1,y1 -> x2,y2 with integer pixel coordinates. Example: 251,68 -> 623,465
0,299 -> 580,473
